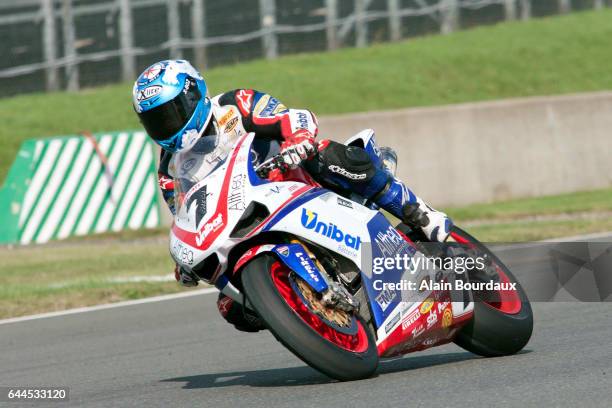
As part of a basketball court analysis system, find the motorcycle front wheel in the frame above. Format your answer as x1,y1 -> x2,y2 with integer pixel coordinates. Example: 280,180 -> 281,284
241,254 -> 379,381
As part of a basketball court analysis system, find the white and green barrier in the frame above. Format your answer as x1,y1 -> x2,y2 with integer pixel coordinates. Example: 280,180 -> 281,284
0,131 -> 162,245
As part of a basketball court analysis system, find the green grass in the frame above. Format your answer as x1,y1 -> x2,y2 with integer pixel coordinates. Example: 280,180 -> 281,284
444,187 -> 612,241
465,217 -> 612,242
1,187 -> 610,319
444,188 -> 612,222
0,241 -> 191,319
2,9 -> 612,182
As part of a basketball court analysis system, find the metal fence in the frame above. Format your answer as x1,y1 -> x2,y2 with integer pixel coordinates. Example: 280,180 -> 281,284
0,0 -> 608,98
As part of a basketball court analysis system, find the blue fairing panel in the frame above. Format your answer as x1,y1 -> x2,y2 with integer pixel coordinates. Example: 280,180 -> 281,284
362,213 -> 418,327
272,243 -> 329,293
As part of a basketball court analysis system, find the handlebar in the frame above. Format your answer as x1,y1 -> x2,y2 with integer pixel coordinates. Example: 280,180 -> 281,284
254,143 -> 318,179
254,153 -> 288,178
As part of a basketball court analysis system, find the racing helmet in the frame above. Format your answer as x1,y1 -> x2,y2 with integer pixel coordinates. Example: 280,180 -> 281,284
133,60 -> 213,153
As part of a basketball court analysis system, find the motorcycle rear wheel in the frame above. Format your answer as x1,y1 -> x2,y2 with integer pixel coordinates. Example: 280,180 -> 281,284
450,227 -> 533,357
241,254 -> 379,381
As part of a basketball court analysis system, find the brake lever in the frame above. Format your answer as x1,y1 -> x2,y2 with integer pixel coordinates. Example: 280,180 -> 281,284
255,142 -> 318,178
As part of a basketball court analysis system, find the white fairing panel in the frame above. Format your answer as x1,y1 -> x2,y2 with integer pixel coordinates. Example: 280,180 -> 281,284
168,133 -> 380,281
266,191 -> 376,269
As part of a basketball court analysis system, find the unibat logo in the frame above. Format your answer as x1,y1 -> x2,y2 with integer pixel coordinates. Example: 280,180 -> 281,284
300,208 -> 361,250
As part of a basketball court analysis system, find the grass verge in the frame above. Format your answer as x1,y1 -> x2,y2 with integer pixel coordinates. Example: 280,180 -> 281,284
2,10 -> 612,181
0,242 -> 181,319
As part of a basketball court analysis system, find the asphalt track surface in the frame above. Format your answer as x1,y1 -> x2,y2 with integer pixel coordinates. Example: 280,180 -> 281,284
2,236 -> 612,408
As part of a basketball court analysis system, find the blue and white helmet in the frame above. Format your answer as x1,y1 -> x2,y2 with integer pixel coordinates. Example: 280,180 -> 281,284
133,60 -> 213,153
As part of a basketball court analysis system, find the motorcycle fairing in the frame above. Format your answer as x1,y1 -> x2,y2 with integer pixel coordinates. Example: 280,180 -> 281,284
170,133 -> 474,356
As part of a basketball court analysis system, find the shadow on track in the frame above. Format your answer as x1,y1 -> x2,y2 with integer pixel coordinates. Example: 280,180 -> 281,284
162,351 -> 478,388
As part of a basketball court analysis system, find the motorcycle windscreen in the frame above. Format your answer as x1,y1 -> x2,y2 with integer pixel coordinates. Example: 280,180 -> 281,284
173,133 -> 234,214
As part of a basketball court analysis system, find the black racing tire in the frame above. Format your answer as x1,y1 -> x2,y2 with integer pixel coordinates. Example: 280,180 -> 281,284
241,254 -> 379,381
451,227 -> 534,357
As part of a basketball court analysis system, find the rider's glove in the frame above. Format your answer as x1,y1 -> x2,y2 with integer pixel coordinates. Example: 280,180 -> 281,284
174,264 -> 199,287
279,131 -> 316,169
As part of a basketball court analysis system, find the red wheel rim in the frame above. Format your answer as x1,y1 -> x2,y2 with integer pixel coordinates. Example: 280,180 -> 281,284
450,231 -> 522,315
270,261 -> 369,353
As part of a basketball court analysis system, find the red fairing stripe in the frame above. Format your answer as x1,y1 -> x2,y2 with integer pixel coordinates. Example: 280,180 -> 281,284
233,245 -> 269,274
171,136 -> 248,250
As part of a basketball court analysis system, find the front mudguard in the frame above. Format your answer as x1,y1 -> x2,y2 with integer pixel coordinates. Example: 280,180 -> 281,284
234,243 -> 329,294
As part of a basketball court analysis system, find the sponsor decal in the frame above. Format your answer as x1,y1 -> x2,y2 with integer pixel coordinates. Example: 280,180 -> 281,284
228,174 -> 245,211
401,308 -> 421,330
273,103 -> 288,115
237,90 -> 254,115
181,158 -> 197,172
171,238 -> 195,266
426,310 -> 438,329
195,213 -> 224,246
295,112 -> 309,129
374,225 -> 410,259
185,185 -> 210,229
441,307 -> 453,328
255,95 -> 287,117
137,85 -> 163,101
375,289 -> 396,312
411,324 -> 425,338
422,338 -> 437,347
328,165 -> 367,180
217,110 -> 233,127
290,110 -> 314,134
161,60 -> 203,85
385,312 -> 401,334
337,197 -> 353,209
224,117 -> 239,132
253,95 -> 270,116
300,208 -> 362,250
419,297 -> 434,314
276,246 -> 290,257
295,251 -> 320,283
437,301 -> 450,313
140,63 -> 163,83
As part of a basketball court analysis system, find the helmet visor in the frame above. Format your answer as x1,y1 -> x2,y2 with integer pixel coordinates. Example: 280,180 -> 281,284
138,78 -> 202,142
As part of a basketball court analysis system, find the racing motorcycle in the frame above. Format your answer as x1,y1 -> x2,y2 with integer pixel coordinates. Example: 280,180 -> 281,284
169,131 -> 533,381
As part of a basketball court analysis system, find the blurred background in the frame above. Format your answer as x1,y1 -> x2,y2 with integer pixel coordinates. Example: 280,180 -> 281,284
0,0 -> 611,318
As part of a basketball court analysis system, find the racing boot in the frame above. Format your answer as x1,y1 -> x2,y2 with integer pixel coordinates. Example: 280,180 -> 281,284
374,176 -> 453,242
217,293 -> 266,333
343,130 -> 452,242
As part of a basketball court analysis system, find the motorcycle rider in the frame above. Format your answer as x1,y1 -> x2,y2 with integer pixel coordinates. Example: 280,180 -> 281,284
133,60 -> 452,332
